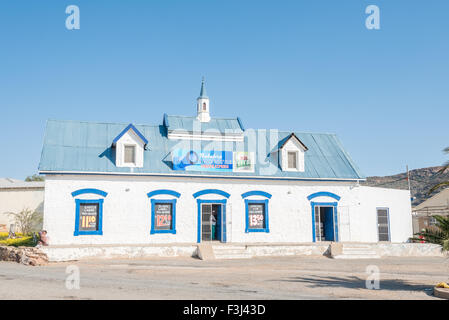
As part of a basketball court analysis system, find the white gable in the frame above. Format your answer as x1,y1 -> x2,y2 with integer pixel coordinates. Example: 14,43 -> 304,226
280,136 -> 306,172
115,129 -> 145,168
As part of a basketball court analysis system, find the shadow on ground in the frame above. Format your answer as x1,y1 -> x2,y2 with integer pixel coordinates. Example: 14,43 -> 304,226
271,275 -> 434,294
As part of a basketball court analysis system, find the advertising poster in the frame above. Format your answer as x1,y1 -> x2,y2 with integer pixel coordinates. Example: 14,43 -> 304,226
79,203 -> 99,231
154,203 -> 173,230
172,150 -> 254,173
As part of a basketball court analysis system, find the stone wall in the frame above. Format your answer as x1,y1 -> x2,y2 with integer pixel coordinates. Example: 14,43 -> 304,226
0,246 -> 48,266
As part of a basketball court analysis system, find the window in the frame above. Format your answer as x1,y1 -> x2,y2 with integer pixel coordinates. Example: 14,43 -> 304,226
245,200 -> 269,233
124,145 -> 136,164
429,216 -> 439,227
288,151 -> 297,169
203,102 -> 207,111
151,199 -> 176,234
74,199 -> 103,236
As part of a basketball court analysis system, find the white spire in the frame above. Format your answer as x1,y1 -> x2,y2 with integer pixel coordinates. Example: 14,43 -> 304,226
196,77 -> 210,122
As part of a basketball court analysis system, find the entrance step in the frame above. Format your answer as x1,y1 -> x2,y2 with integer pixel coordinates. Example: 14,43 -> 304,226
331,243 -> 381,259
196,244 -> 215,260
212,245 -> 253,260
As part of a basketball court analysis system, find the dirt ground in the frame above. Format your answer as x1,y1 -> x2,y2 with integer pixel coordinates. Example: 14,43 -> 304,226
0,255 -> 448,300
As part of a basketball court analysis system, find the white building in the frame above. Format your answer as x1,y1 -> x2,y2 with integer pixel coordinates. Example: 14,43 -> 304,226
39,80 -> 413,246
0,178 -> 45,233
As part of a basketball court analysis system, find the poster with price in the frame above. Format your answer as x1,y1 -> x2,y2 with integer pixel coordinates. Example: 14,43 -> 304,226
154,203 -> 173,230
248,203 -> 265,229
79,203 -> 99,231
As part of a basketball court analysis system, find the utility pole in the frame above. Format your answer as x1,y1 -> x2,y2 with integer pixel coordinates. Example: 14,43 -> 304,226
406,165 -> 413,204
406,165 -> 411,191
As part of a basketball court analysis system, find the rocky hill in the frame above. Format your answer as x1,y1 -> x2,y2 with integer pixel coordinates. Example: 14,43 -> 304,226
362,166 -> 449,207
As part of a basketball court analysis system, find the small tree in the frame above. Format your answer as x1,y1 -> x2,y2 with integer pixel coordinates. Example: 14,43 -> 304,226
7,208 -> 43,235
25,174 -> 44,182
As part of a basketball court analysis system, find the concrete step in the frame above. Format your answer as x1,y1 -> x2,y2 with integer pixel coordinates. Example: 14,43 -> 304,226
333,254 -> 381,259
212,245 -> 253,260
332,243 -> 381,259
342,250 -> 377,255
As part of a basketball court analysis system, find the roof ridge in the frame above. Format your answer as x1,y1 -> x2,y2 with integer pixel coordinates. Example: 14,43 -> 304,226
47,119 -> 160,128
247,129 -> 338,136
166,114 -> 239,120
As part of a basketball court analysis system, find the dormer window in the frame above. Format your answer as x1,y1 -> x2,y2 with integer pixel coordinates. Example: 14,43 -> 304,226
124,145 -> 136,164
112,124 -> 148,168
278,133 -> 308,172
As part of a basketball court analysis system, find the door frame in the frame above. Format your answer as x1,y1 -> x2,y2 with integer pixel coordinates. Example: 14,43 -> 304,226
311,201 -> 339,242
197,199 -> 227,243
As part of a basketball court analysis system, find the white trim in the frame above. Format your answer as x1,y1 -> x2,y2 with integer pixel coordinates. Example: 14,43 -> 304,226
39,170 -> 365,182
167,132 -> 244,142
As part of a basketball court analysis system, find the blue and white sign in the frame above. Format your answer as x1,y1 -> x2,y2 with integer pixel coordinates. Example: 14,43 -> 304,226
172,150 -> 234,172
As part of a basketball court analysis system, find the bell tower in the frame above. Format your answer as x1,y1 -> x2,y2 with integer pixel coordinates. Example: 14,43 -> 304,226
196,77 -> 210,122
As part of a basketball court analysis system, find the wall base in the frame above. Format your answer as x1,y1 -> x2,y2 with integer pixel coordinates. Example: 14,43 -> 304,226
40,242 -> 444,262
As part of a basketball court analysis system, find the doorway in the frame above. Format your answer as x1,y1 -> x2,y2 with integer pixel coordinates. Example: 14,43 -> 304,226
376,208 -> 390,241
313,205 -> 338,242
199,202 -> 226,242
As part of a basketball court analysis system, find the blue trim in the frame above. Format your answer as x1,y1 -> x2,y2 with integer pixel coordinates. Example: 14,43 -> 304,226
74,199 -> 104,236
147,189 -> 181,198
197,199 -> 227,243
71,188 -> 108,198
245,199 -> 270,233
112,123 -> 148,145
307,191 -> 341,201
150,199 -> 177,234
310,201 -> 338,242
237,117 -> 245,131
193,189 -> 230,199
241,190 -> 272,199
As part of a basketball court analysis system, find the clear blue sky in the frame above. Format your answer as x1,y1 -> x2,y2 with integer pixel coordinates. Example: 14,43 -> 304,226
1,0 -> 448,179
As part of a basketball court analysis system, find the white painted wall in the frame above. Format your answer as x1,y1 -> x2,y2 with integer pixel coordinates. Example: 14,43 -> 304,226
0,189 -> 44,232
43,175 -> 412,245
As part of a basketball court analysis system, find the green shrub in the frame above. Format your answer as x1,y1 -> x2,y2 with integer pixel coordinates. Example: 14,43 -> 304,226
0,236 -> 36,247
0,232 -> 25,241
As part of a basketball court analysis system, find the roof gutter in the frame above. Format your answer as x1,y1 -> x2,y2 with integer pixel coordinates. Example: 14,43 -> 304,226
39,170 -> 366,183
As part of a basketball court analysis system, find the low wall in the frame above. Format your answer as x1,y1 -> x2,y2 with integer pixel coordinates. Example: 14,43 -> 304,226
36,242 -> 445,262
41,244 -> 198,262
375,243 -> 443,257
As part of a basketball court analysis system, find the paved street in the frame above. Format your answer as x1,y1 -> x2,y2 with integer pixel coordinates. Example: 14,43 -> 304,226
0,256 -> 448,300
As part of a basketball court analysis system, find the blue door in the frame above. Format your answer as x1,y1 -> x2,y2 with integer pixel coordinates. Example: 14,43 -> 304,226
215,204 -> 221,241
323,207 -> 335,241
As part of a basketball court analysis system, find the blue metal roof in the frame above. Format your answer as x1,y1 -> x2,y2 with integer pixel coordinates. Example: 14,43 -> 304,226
164,114 -> 244,134
38,118 -> 365,180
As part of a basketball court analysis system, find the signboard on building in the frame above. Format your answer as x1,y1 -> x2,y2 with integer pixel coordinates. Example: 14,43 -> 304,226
247,203 -> 265,229
154,203 -> 173,230
79,203 -> 99,231
172,150 -> 254,173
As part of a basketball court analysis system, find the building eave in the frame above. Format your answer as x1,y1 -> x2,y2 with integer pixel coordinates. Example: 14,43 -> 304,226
39,170 -> 366,182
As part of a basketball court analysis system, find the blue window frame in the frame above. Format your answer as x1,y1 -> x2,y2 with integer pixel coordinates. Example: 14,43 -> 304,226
150,199 -> 177,234
74,199 -> 104,236
245,199 -> 269,233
